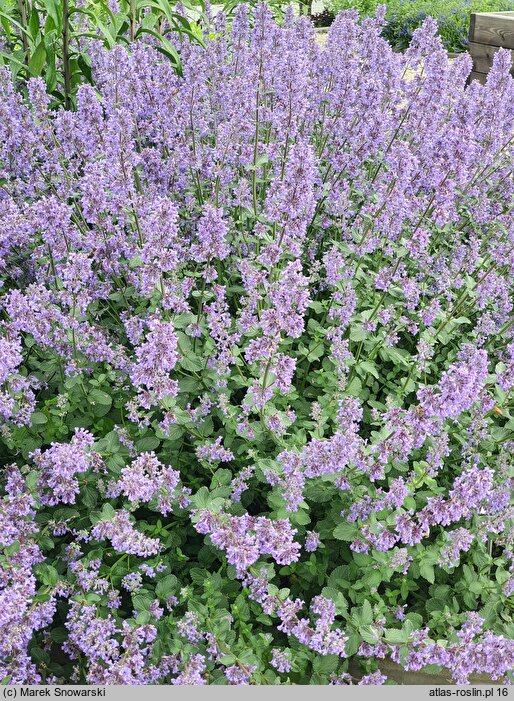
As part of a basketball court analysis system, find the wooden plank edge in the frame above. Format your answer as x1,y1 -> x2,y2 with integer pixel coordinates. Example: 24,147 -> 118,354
468,70 -> 488,85
470,13 -> 514,50
469,12 -> 477,43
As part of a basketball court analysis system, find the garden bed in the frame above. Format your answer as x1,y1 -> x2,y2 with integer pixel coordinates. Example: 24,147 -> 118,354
0,2 -> 514,688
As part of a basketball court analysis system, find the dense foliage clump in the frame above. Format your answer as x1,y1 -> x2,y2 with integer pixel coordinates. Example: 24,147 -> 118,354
327,0 -> 514,52
1,4 -> 514,685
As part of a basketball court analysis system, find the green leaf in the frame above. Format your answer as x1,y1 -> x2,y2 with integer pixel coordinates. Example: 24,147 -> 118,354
333,522 -> 358,541
190,567 -> 209,585
180,355 -> 203,372
192,486 -> 210,509
89,389 -> 112,406
290,509 -> 310,526
196,416 -> 214,437
77,53 -> 93,84
210,469 -> 232,488
361,599 -> 373,625
136,436 -> 160,452
361,570 -> 383,587
30,411 -> 48,425
28,39 -> 46,76
28,8 -> 40,40
307,342 -> 325,362
42,0 -> 62,33
50,627 -> 69,643
4,541 -> 20,556
344,631 -> 360,656
420,562 -> 435,584
357,361 -> 379,379
26,471 -> 39,491
44,39 -> 57,93
132,592 -> 153,612
313,654 -> 339,675
321,587 -> 347,616
89,389 -> 113,416
219,654 -> 236,666
162,424 -> 184,441
34,563 -> 59,586
349,325 -> 368,342
384,628 -> 408,644
82,483 -> 98,509
30,647 -> 50,664
100,503 -> 116,520
155,574 -> 178,600
345,376 -> 362,396
255,153 -> 269,167
468,581 -> 483,595
380,346 -> 410,368
359,624 -> 380,645
135,611 -> 151,624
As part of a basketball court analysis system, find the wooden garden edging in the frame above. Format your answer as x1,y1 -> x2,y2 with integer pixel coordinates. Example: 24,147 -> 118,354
468,11 -> 514,84
349,659 -> 501,686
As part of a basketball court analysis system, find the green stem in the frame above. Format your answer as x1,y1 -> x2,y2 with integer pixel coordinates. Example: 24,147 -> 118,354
62,0 -> 71,110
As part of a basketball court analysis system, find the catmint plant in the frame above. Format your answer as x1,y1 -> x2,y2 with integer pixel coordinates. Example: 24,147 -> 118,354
0,3 -> 513,685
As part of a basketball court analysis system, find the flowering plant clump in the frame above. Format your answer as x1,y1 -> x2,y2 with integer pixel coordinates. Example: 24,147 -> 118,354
1,4 -> 514,685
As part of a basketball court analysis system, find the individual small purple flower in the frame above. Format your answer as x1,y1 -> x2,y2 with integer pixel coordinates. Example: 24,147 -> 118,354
266,413 -> 287,436
165,596 -> 178,611
107,591 -> 121,609
122,572 -> 143,592
148,600 -> 164,620
350,539 -> 370,554
195,437 -> 234,463
139,564 -> 156,577
270,648 -> 292,673
359,671 -> 387,685
438,528 -> 474,567
305,531 -> 321,552
172,654 -> 206,685
31,428 -> 95,505
192,204 -> 230,264
130,317 -> 180,401
393,605 -> 406,621
177,612 -> 203,644
230,465 -> 254,502
311,596 -> 336,627
91,509 -> 161,556
224,663 -> 256,685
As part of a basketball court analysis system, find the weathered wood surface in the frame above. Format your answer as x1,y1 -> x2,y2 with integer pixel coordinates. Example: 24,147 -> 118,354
467,12 -> 514,84
349,659 -> 501,686
469,11 -> 514,50
468,40 -> 514,73
468,70 -> 488,84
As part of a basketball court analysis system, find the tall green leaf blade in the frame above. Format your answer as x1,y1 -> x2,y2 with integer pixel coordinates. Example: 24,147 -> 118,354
28,39 -> 46,76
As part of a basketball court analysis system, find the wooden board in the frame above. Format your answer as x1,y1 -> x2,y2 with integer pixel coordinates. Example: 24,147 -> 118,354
348,659 -> 501,686
469,11 -> 514,50
468,70 -> 488,84
468,40 -> 514,74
